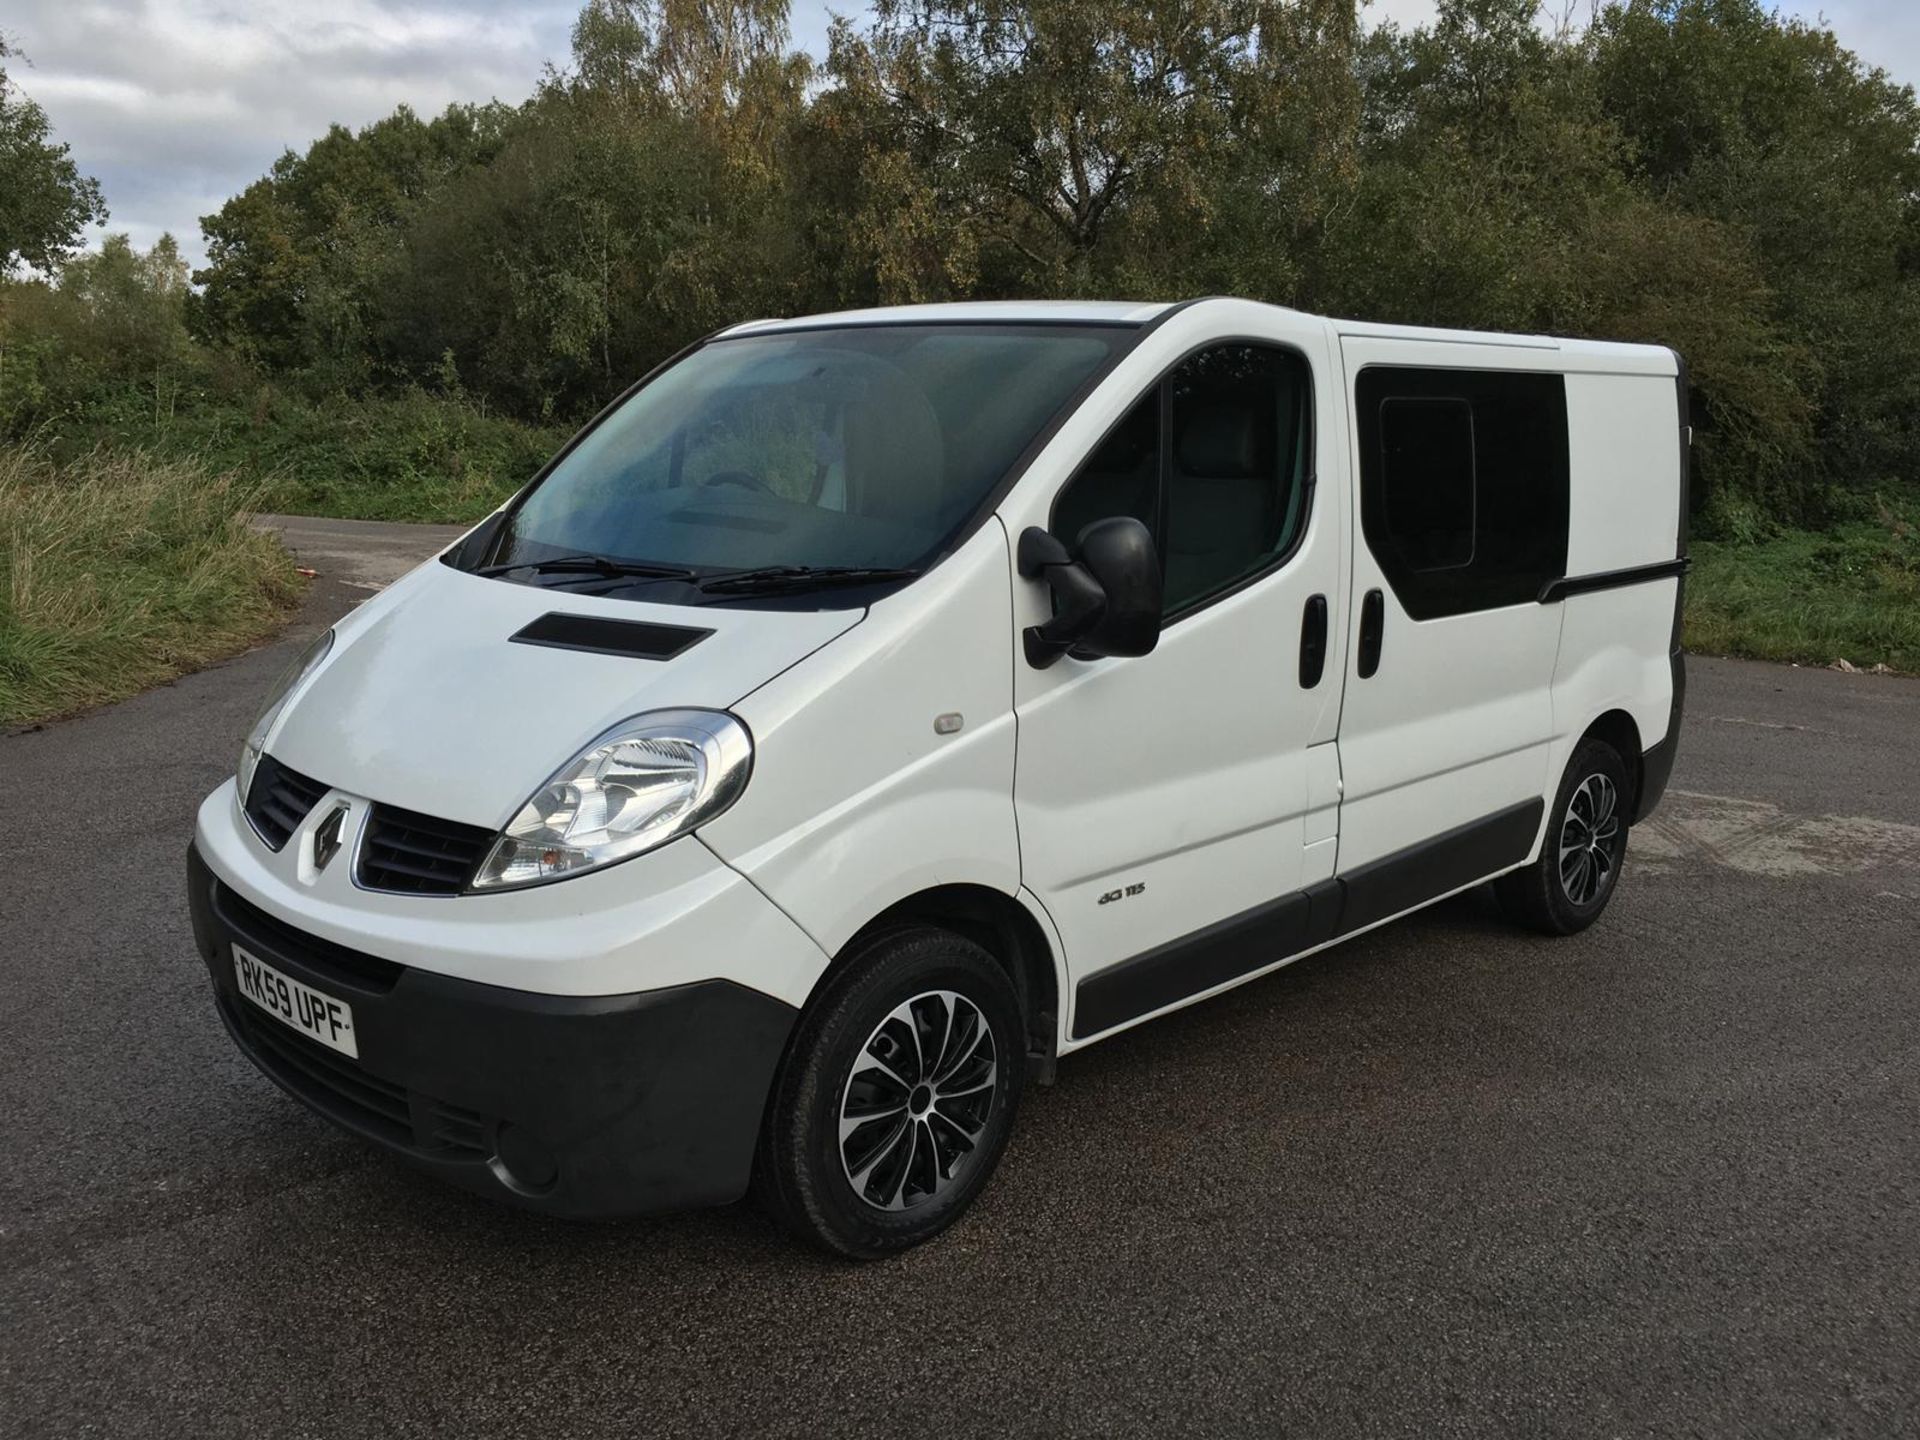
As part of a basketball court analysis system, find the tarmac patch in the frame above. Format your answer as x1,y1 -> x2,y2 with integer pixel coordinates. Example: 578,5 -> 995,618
1632,789 -> 1920,884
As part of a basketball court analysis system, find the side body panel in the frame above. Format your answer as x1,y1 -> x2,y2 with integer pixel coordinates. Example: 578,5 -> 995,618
698,522 -> 1022,965
1545,370 -> 1684,789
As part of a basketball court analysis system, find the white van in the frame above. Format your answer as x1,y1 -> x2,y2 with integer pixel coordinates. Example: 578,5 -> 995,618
187,298 -> 1688,1256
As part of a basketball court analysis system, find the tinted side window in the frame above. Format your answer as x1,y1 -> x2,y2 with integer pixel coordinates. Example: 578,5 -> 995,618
1052,390 -> 1159,547
1357,367 -> 1568,619
1052,344 -> 1312,619
1380,398 -> 1474,571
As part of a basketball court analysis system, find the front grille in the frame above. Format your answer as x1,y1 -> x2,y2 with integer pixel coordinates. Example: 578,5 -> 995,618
227,997 -> 490,1160
244,754 -> 330,850
424,1100 -> 489,1157
358,804 -> 495,895
234,997 -> 412,1143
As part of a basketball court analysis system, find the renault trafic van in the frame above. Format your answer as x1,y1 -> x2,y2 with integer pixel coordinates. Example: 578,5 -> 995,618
186,298 -> 1688,1256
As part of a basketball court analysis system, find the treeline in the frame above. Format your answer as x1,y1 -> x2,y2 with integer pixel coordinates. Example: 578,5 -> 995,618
7,0 -> 1920,535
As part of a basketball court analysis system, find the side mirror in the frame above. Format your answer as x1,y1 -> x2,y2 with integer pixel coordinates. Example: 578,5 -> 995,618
1017,519 -> 1163,669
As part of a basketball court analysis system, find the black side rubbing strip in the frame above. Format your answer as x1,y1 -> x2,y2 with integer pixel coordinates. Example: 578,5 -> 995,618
510,612 -> 713,660
1536,557 -> 1691,604
1072,892 -> 1319,1040
1335,798 -> 1543,935
1069,798 -> 1546,1039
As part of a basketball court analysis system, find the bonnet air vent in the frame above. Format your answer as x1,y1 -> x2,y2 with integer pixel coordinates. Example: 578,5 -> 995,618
509,612 -> 713,661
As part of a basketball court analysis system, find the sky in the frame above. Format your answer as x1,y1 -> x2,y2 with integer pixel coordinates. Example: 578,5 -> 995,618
5,0 -> 1919,273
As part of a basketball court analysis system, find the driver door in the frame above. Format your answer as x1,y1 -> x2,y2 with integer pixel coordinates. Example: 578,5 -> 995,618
1006,322 -> 1347,1041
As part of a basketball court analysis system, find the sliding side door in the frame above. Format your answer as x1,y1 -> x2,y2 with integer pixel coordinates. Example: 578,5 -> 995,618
1332,338 -> 1569,926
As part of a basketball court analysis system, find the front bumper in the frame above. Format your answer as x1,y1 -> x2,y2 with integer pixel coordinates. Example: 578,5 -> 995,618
188,844 -> 798,1218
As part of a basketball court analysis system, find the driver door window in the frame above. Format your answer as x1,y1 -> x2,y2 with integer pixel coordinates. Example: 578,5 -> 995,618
1052,343 -> 1312,617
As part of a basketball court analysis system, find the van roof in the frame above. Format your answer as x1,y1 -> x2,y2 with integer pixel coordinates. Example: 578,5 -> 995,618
722,299 -> 1676,370
1330,315 -> 1675,369
720,301 -> 1178,334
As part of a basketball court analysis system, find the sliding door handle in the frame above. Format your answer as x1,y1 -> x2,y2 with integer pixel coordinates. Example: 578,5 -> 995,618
1299,594 -> 1328,688
1357,588 -> 1385,678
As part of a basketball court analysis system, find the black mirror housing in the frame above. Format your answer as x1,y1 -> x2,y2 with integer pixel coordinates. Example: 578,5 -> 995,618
1073,517 -> 1163,658
1018,519 -> 1163,668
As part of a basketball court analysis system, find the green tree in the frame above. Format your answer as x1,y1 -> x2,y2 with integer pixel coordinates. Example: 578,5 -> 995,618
1324,0 -> 1815,522
0,39 -> 108,272
832,0 -> 1270,292
1,232 -> 196,435
144,0 -> 1920,531
375,1 -> 812,416
195,102 -> 517,378
58,232 -> 193,373
1588,0 -> 1920,521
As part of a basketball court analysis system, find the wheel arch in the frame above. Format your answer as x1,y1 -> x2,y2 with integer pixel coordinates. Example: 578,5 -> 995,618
1580,708 -> 1645,815
839,884 -> 1061,1073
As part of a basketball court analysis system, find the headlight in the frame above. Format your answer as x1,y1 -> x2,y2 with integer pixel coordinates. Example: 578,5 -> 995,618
472,709 -> 753,890
237,629 -> 334,801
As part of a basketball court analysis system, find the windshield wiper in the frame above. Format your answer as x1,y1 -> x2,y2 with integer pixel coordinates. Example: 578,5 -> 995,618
475,553 -> 699,583
696,565 -> 922,596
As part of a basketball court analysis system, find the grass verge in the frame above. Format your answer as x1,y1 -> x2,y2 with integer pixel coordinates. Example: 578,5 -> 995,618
1687,510 -> 1920,673
0,445 -> 303,727
48,385 -> 571,524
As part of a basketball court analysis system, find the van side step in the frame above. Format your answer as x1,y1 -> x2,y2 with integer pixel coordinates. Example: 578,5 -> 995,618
1070,799 -> 1544,1039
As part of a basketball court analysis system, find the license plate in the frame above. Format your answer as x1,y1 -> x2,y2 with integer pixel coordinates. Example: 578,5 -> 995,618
233,945 -> 359,1058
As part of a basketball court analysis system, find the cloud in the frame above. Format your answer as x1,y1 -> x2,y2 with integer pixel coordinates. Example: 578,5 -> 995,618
4,0 -> 1914,272
5,0 -> 578,265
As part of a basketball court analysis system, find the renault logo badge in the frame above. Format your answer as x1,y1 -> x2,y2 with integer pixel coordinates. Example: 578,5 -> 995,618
312,803 -> 348,872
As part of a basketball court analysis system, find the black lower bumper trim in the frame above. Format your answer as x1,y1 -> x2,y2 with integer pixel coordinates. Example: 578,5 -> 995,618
1635,646 -> 1686,823
188,844 -> 798,1219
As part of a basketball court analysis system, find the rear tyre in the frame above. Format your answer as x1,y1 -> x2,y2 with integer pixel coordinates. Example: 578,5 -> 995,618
1496,736 -> 1632,936
755,925 -> 1025,1259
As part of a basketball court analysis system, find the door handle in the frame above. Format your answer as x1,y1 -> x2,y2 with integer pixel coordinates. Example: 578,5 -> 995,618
1357,588 -> 1385,678
1299,594 -> 1328,688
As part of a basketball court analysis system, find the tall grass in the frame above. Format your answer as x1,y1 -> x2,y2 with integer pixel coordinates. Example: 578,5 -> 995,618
0,445 -> 302,726
40,383 -> 570,524
1686,499 -> 1920,673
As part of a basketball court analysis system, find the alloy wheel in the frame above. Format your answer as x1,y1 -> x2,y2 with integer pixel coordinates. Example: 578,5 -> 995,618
838,990 -> 998,1212
1559,773 -> 1622,906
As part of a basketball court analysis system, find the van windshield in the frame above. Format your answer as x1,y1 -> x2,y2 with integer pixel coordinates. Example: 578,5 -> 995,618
478,324 -> 1128,598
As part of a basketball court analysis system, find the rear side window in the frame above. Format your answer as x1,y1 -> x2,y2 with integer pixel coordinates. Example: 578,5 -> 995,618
1357,367 -> 1568,619
1052,343 -> 1312,619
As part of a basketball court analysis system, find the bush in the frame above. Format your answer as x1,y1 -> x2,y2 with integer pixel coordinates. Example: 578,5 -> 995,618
59,384 -> 571,523
11,372 -> 568,525
5,256 -> 570,526
0,445 -> 303,725
1687,494 -> 1920,672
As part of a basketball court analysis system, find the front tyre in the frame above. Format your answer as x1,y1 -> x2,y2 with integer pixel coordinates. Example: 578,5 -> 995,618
755,926 -> 1025,1258
1496,736 -> 1632,936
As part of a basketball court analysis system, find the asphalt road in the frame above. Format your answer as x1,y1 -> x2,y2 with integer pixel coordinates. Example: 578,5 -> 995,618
4,522 -> 1918,1437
